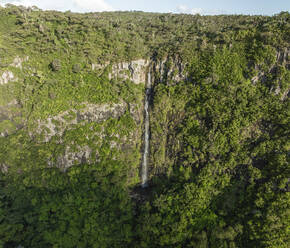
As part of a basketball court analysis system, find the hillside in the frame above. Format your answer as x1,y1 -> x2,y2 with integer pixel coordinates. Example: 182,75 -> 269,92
0,5 -> 289,248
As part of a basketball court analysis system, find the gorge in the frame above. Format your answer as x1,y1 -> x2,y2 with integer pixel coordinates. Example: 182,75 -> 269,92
0,5 -> 289,248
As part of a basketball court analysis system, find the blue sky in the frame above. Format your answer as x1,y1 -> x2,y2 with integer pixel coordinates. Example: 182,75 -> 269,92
1,0 -> 289,15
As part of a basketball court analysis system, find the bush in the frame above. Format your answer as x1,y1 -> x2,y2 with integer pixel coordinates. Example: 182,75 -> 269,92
72,63 -> 81,73
50,59 -> 61,71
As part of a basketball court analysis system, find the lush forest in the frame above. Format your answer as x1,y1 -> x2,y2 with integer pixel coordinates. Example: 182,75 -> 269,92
0,4 -> 289,248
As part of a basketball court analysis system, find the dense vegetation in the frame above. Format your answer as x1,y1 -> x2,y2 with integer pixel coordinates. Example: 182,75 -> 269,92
0,4 -> 289,248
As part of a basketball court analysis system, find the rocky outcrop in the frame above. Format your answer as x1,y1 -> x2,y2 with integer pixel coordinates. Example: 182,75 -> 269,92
92,61 -> 109,70
0,71 -> 15,85
34,102 -> 127,142
0,56 -> 29,85
276,47 -> 290,67
92,57 -> 186,85
153,56 -> 187,84
51,145 -> 93,171
0,99 -> 23,136
129,103 -> 142,125
0,163 -> 9,173
271,85 -> 289,101
77,103 -> 126,122
32,101 -> 141,170
10,56 -> 29,69
92,59 -> 149,84
251,48 -> 289,100
109,59 -> 149,84
43,101 -> 142,170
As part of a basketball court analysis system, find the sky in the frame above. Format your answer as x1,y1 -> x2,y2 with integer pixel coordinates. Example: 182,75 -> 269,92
0,0 -> 289,15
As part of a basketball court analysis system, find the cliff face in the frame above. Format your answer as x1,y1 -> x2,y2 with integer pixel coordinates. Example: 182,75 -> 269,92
0,50 -> 288,177
0,7 -> 288,185
110,59 -> 149,84
0,8 -> 289,247
91,57 -> 187,85
32,102 -> 127,142
0,55 -> 186,175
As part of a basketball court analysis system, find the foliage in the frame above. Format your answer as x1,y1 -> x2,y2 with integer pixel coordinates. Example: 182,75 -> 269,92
0,5 -> 289,248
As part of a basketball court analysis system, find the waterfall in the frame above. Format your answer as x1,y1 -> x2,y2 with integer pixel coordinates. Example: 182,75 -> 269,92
141,70 -> 151,188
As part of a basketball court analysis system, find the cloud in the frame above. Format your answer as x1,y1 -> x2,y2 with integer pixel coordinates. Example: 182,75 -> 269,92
175,5 -> 228,15
0,0 -> 114,12
73,0 -> 114,12
176,5 -> 203,15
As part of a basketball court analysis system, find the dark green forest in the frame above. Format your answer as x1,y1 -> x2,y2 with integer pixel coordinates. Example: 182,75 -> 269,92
0,4 -> 289,248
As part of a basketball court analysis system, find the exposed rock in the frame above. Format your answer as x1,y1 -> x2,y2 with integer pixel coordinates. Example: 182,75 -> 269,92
55,145 -> 92,171
49,133 -> 137,170
129,103 -> 142,124
92,59 -> 149,84
272,84 -> 290,100
34,102 -> 127,142
0,163 -> 9,173
281,88 -> 289,100
274,85 -> 281,95
276,48 -> 290,65
109,59 -> 149,84
0,99 -> 23,136
251,73 -> 263,84
77,103 -> 126,122
38,23 -> 45,33
10,56 -> 29,69
0,130 -> 8,137
92,57 -> 186,85
92,61 -> 109,70
251,48 -> 290,85
0,71 -> 15,85
0,99 -> 21,118
153,56 -> 187,84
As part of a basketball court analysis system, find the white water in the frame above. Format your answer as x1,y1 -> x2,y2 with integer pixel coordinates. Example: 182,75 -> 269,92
141,71 -> 151,188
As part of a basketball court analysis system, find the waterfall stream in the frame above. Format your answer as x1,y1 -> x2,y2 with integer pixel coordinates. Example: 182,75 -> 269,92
141,71 -> 151,188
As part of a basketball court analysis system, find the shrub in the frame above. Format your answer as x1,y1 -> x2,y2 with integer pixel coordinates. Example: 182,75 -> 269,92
50,59 -> 61,71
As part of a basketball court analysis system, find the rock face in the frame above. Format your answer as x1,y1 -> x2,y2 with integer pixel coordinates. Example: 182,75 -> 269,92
92,59 -> 149,84
272,49 -> 290,100
92,62 -> 109,70
251,49 -> 290,101
276,48 -> 290,66
77,103 -> 126,122
129,103 -> 142,125
0,163 -> 8,173
10,56 -> 29,69
34,101 -> 141,170
1,55 -> 185,173
34,102 -> 127,142
153,56 -> 187,84
0,56 -> 28,85
53,145 -> 93,171
0,71 -> 15,85
39,57 -> 186,172
109,59 -> 149,84
0,99 -> 23,137
92,57 -> 186,85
